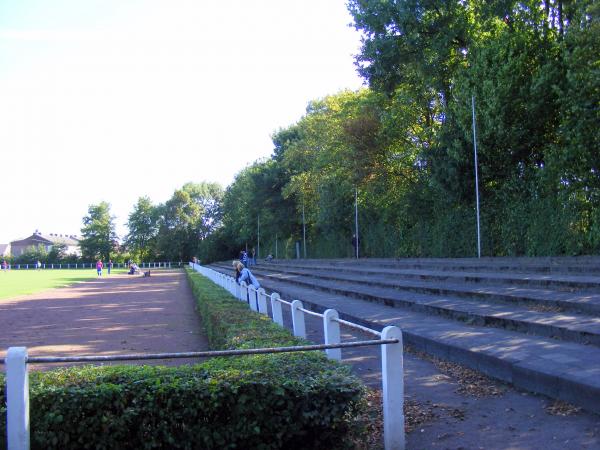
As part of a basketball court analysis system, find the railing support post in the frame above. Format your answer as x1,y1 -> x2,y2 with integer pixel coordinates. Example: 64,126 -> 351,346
381,326 -> 405,450
248,286 -> 258,311
270,293 -> 283,326
240,282 -> 249,303
257,288 -> 268,315
7,347 -> 30,450
235,281 -> 242,301
291,300 -> 306,338
323,309 -> 341,361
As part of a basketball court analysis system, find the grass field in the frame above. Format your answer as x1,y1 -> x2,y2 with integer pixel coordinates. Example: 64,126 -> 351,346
0,268 -> 126,300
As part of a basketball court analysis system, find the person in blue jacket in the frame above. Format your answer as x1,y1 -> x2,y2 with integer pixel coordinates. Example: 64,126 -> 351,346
235,261 -> 260,289
234,261 -> 260,305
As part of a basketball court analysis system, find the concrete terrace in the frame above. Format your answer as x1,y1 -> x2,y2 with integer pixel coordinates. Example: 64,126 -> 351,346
208,257 -> 600,415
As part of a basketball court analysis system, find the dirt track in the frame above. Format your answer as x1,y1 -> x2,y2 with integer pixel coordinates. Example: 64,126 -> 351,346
0,269 -> 209,370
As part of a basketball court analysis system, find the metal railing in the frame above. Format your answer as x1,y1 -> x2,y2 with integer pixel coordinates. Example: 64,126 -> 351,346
1,263 -> 405,450
1,261 -> 181,270
189,262 -> 405,450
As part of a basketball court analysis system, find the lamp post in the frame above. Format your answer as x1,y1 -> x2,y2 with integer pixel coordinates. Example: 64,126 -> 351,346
472,95 -> 481,258
302,201 -> 306,258
354,187 -> 359,259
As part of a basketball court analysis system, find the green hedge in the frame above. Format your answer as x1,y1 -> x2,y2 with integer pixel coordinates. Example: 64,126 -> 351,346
0,270 -> 366,449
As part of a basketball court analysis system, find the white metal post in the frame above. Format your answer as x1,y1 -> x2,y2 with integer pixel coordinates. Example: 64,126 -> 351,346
381,326 -> 405,450
235,281 -> 242,301
7,347 -> 30,450
323,309 -> 341,361
257,288 -> 268,315
271,293 -> 283,326
248,286 -> 258,312
240,282 -> 248,303
291,300 -> 306,338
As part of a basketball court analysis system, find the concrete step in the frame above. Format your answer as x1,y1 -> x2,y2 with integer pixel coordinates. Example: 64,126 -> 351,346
208,263 -> 600,415
260,262 -> 600,292
214,263 -> 600,347
232,263 -> 600,316
262,257 -> 600,275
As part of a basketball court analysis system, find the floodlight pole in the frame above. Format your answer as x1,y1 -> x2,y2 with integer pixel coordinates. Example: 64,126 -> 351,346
354,187 -> 359,259
302,201 -> 306,258
472,95 -> 482,258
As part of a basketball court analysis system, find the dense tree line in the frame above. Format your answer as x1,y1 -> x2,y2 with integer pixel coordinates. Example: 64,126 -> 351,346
123,182 -> 224,263
104,1 -> 596,263
190,0 -> 598,261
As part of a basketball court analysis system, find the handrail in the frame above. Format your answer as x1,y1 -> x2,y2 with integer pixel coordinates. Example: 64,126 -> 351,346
3,263 -> 406,450
297,307 -> 323,318
333,317 -> 382,337
186,261 -> 405,450
264,291 -> 292,306
2,340 -> 398,365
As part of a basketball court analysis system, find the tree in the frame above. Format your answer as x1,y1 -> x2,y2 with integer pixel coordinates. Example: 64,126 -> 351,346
155,182 -> 224,262
180,182 -> 224,240
125,196 -> 159,262
80,202 -> 117,261
47,243 -> 68,263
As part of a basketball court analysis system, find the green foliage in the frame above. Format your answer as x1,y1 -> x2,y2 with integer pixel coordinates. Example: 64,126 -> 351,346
125,196 -> 159,262
79,202 -> 118,262
11,244 -> 48,264
154,182 -> 224,262
132,1 -> 598,260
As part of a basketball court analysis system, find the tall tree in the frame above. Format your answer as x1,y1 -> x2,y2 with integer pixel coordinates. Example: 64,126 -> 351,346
180,182 -> 224,240
155,182 -> 224,261
125,196 -> 159,262
80,202 -> 117,261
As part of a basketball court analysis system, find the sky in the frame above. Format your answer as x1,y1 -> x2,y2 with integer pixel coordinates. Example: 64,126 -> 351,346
0,0 -> 364,243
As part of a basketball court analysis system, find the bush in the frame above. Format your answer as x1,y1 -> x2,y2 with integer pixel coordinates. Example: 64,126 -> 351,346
0,270 -> 366,450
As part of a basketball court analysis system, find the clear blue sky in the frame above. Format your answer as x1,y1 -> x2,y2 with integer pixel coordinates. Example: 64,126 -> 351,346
0,0 -> 364,243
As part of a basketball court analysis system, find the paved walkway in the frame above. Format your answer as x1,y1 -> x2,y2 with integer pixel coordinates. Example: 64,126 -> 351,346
0,270 -> 209,370
291,308 -> 600,450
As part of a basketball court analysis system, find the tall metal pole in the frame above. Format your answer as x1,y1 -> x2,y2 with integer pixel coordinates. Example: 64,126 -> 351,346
354,187 -> 359,259
302,201 -> 306,258
472,95 -> 482,258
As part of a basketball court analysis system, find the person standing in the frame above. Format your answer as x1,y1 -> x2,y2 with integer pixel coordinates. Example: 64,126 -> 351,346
36,260 -> 42,270
96,259 -> 103,277
1,260 -> 7,272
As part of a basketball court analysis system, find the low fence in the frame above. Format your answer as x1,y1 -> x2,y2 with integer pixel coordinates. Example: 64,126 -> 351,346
1,261 -> 182,270
190,262 -> 405,450
1,263 -> 405,450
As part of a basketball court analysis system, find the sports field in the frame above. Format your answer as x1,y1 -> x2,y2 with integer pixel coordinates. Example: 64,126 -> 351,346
0,268 -> 126,300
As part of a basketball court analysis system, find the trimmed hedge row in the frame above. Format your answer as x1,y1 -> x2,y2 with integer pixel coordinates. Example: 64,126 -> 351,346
0,269 -> 366,449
